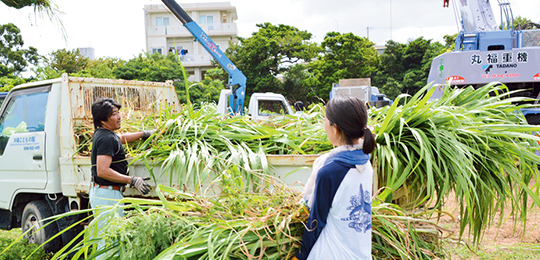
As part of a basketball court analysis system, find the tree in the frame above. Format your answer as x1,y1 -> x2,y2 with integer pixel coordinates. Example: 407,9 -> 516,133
443,34 -> 457,50
2,0 -> 54,9
225,23 -> 320,97
513,16 -> 540,30
372,37 -> 448,100
281,63 -> 319,104
309,32 -> 379,100
114,52 -> 222,105
0,23 -> 40,77
36,51 -> 124,80
75,57 -> 125,79
176,67 -> 225,106
48,48 -> 89,74
114,52 -> 184,83
2,0 -> 65,39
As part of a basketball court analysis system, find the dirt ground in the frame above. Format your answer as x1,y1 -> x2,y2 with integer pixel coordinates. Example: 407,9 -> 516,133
437,181 -> 540,258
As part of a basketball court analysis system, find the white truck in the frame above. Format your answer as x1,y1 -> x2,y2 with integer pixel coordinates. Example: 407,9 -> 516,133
0,74 -> 314,251
217,89 -> 295,119
330,78 -> 393,108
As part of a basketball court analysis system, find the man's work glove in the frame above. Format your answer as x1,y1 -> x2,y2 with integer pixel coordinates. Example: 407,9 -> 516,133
130,177 -> 151,195
142,129 -> 157,140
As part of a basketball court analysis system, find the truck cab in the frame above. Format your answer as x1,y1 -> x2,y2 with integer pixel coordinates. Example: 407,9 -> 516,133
427,0 -> 540,124
217,89 -> 294,119
329,78 -> 393,108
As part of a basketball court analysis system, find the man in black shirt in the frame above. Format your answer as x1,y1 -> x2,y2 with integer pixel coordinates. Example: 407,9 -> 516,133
89,98 -> 153,214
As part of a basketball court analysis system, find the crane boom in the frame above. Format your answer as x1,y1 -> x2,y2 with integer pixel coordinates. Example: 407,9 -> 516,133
161,0 -> 247,115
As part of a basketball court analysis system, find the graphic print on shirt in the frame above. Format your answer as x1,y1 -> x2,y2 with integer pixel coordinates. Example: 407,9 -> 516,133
341,183 -> 372,233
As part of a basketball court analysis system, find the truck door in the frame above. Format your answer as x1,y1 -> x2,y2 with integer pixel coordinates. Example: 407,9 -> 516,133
0,86 -> 50,209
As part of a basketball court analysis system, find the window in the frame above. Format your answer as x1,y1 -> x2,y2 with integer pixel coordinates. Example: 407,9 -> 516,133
156,17 -> 170,26
0,88 -> 49,155
258,100 -> 287,117
169,46 -> 185,55
199,15 -> 214,30
152,48 -> 162,55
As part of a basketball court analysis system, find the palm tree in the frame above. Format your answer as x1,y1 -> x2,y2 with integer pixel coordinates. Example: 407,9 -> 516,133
2,0 -> 66,39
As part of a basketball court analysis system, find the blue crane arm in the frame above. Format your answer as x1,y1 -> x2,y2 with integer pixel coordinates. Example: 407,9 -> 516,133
161,0 -> 247,114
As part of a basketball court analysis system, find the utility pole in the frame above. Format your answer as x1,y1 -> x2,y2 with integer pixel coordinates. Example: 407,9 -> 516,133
390,0 -> 393,40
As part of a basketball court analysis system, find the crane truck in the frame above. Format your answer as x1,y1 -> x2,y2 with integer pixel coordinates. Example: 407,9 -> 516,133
161,0 -> 295,119
427,0 -> 540,124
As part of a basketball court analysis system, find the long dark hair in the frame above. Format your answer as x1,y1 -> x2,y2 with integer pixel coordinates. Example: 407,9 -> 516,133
325,95 -> 375,154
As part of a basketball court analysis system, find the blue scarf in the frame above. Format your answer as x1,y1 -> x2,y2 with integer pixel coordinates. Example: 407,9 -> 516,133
323,149 -> 370,167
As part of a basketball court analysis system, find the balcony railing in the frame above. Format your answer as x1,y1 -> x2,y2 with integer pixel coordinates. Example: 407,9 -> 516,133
175,54 -> 214,66
147,23 -> 237,36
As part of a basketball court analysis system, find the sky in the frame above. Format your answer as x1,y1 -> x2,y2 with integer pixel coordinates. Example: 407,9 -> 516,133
1,0 -> 540,61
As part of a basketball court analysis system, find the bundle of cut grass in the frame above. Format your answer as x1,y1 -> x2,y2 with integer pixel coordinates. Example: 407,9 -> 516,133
124,103 -> 332,191
372,83 -> 540,245
49,166 -> 447,260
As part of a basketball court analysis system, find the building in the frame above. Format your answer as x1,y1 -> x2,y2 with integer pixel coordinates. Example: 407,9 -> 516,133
78,47 -> 95,60
144,2 -> 239,81
374,45 -> 386,55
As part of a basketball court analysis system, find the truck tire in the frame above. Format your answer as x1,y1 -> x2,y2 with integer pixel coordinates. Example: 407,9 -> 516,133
22,200 -> 62,252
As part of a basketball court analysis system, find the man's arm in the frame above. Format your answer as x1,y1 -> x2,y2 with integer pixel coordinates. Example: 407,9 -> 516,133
118,132 -> 144,144
96,155 -> 132,184
118,130 -> 156,144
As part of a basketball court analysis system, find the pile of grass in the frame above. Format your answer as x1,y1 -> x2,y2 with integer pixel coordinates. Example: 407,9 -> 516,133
0,229 -> 52,260
372,83 -> 540,245
48,167 -> 447,260
13,83 -> 540,259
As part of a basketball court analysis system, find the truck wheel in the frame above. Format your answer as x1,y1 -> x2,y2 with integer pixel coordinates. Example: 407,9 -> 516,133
22,200 -> 62,252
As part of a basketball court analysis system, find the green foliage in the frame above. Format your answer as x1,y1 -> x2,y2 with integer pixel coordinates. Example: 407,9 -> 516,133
2,0 -> 52,9
375,76 -> 403,102
371,83 -> 540,245
0,229 -> 52,260
226,23 -> 320,96
443,33 -> 457,49
309,32 -> 379,100
0,75 -> 26,92
513,16 -> 540,30
33,66 -> 63,80
114,52 -> 183,83
100,209 -> 193,260
175,68 -> 225,107
48,48 -> 89,74
373,37 -> 449,100
9,83 -> 540,259
0,23 -> 41,77
129,103 -> 330,191
73,57 -> 125,79
34,50 -> 123,81
281,63 -> 319,103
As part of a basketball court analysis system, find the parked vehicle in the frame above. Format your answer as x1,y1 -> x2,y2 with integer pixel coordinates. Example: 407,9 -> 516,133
427,0 -> 540,123
329,78 -> 393,108
217,89 -> 294,119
